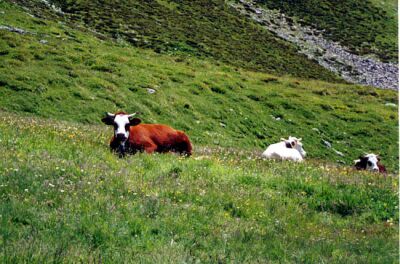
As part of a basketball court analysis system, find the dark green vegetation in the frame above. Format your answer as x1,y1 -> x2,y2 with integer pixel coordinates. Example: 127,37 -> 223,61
10,0 -> 342,82
0,1 -> 398,262
0,113 -> 398,262
255,0 -> 398,62
0,1 -> 398,171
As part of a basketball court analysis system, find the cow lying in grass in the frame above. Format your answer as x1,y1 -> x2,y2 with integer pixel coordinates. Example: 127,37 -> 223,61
354,153 -> 387,173
102,112 -> 192,157
261,136 -> 306,162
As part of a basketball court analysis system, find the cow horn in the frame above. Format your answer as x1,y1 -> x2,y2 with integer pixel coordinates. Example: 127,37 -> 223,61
298,138 -> 302,141
128,112 -> 140,118
106,112 -> 115,117
353,159 -> 361,164
280,138 -> 286,141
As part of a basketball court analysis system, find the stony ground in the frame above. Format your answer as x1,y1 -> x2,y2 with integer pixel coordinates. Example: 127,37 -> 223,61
230,0 -> 399,90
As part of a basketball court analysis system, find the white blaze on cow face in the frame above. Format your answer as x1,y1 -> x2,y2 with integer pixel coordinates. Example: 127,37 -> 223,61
114,114 -> 131,141
365,154 -> 379,171
101,112 -> 139,145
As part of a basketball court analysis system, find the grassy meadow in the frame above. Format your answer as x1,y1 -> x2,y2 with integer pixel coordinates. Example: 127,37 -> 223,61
0,0 -> 398,262
0,113 -> 398,262
0,1 -> 398,170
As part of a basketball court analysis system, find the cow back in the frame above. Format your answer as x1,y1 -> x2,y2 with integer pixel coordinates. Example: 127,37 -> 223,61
127,124 -> 191,155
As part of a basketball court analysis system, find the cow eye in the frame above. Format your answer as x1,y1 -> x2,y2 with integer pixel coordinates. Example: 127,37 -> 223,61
367,161 -> 372,166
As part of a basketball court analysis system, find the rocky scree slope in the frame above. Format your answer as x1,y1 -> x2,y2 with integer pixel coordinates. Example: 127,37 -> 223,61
230,0 -> 398,90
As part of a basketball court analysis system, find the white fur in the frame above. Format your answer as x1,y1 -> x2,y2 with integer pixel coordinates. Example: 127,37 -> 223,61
114,114 -> 131,139
358,153 -> 379,171
262,136 -> 306,162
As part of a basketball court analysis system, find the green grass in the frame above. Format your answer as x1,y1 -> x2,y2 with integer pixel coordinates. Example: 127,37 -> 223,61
0,1 -> 398,171
255,0 -> 398,62
9,0 -> 342,82
0,112 -> 398,262
369,0 -> 397,17
0,2 -> 398,261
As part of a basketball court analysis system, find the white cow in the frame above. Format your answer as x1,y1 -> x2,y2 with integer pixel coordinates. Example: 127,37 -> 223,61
261,136 -> 306,162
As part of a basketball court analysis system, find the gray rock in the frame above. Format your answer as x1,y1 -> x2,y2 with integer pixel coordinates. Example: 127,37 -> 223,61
322,140 -> 332,148
333,149 -> 345,157
0,25 -> 26,34
229,1 -> 398,90
146,88 -> 156,94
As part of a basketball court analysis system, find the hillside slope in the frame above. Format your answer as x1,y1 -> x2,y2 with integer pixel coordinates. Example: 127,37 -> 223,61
0,2 -> 398,262
0,1 -> 398,171
254,0 -> 398,63
0,112 -> 398,262
9,0 -> 342,82
230,0 -> 398,90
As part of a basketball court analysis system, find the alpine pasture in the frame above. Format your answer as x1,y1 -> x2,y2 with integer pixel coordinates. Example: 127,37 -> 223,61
0,1 -> 398,262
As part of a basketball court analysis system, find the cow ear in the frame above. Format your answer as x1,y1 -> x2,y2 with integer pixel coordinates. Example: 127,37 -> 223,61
129,118 -> 141,126
101,116 -> 114,125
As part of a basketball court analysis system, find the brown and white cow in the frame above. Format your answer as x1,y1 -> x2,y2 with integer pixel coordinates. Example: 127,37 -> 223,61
102,112 -> 192,157
354,153 -> 387,173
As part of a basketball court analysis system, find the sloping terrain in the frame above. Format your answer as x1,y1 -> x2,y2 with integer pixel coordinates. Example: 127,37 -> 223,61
10,0 -> 342,82
0,1 -> 398,262
231,0 -> 398,90
254,0 -> 398,63
0,112 -> 398,262
0,1 -> 398,171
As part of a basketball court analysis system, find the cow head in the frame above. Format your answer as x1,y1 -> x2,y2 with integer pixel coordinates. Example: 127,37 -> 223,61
354,153 -> 380,172
102,112 -> 141,155
281,136 -> 307,158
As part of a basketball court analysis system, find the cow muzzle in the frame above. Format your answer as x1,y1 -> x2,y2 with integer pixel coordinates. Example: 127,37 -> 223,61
116,133 -> 128,141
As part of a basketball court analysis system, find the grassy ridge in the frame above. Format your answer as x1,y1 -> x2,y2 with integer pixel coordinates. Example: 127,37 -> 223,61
10,0 -> 342,82
0,112 -> 398,262
255,0 -> 398,62
0,2 -> 398,171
